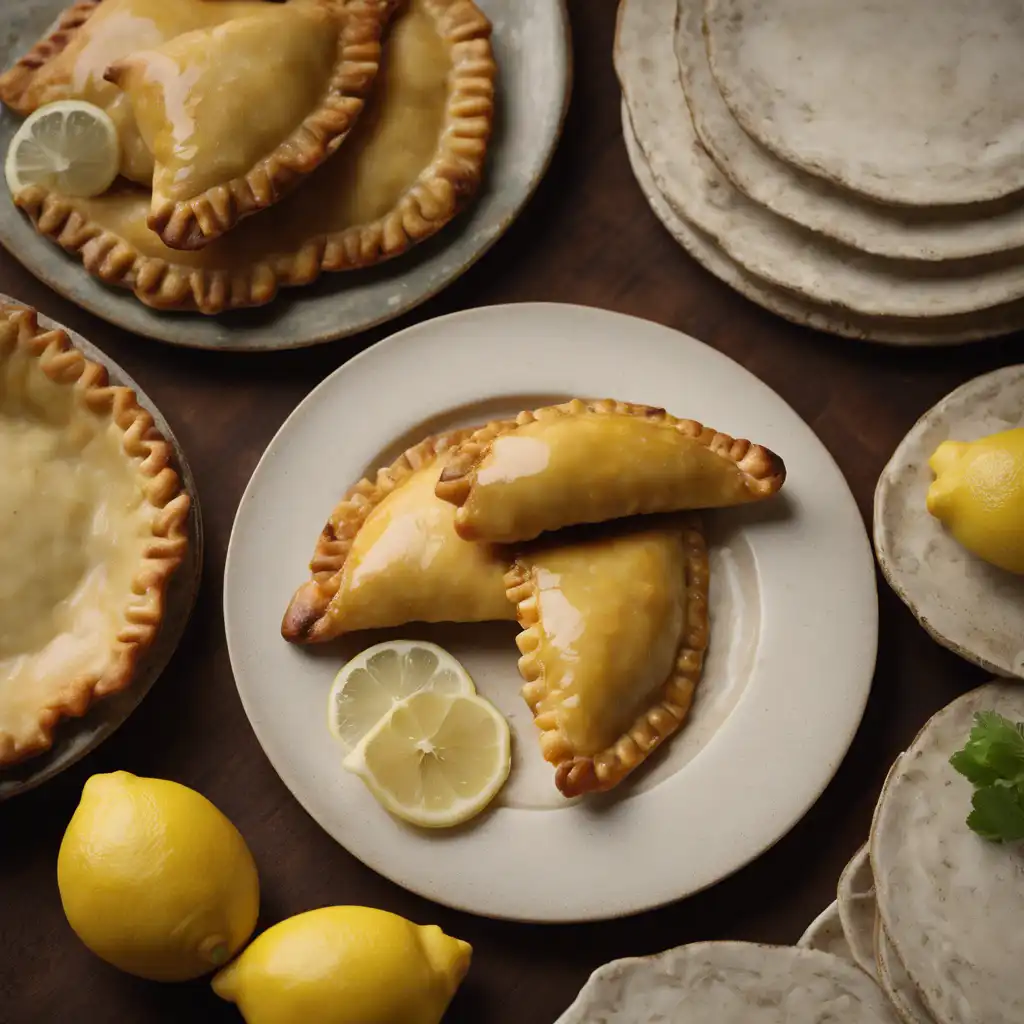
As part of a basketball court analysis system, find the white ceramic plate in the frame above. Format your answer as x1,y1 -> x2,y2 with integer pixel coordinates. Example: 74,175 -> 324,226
223,303 -> 877,921
874,366 -> 1024,678
0,297 -> 203,801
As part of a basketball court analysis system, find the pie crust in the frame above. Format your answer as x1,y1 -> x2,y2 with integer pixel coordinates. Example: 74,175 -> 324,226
11,0 -> 497,313
0,302 -> 190,765
104,0 -> 396,250
436,398 -> 787,543
282,427 -> 516,644
506,514 -> 710,797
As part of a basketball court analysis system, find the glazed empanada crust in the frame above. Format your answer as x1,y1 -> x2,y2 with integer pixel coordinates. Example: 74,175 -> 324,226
10,0 -> 497,313
436,398 -> 786,543
105,0 -> 397,250
505,514 -> 710,797
282,428 -> 516,644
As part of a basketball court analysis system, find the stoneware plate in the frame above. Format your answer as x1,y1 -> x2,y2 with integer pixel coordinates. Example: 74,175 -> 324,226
797,901 -> 855,963
552,942 -> 903,1023
870,682 -> 1024,1024
675,0 -> 1024,262
875,918 -> 935,1024
837,843 -> 879,980
0,0 -> 571,351
0,295 -> 203,802
704,0 -> 1024,206
621,102 -> 1024,347
223,302 -> 878,921
874,366 -> 1024,678
615,0 -> 1024,325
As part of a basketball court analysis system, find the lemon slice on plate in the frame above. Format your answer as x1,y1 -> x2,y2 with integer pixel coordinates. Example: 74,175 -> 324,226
5,100 -> 119,198
344,690 -> 511,829
328,640 -> 476,750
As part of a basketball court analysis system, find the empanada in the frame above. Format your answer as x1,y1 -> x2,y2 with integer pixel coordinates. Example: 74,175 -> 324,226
436,398 -> 786,543
105,0 -> 395,249
506,514 -> 710,796
282,429 -> 516,643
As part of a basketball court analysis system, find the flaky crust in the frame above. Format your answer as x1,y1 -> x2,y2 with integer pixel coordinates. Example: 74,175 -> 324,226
0,0 -> 101,114
13,0 -> 497,313
505,514 -> 711,798
282,426 -> 492,643
105,0 -> 398,251
0,302 -> 191,765
436,398 -> 787,514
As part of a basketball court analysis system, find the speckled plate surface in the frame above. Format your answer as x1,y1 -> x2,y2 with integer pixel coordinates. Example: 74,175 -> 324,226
874,919 -> 936,1024
837,844 -> 879,980
615,0 -> 1024,325
621,101 -> 1024,347
797,901 -> 855,963
0,296 -> 203,801
704,0 -> 1024,207
870,682 -> 1024,1024
675,0 -> 1024,262
553,942 -> 903,1023
874,366 -> 1024,678
0,0 -> 571,350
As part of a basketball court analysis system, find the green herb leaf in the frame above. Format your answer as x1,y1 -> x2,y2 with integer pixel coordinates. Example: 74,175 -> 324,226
950,711 -> 1024,842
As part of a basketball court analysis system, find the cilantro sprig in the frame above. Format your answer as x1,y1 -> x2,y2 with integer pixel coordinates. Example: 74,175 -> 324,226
949,710 -> 1024,843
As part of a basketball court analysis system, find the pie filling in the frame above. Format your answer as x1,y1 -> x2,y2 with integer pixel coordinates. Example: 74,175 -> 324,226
70,0 -> 451,266
0,350 -> 151,741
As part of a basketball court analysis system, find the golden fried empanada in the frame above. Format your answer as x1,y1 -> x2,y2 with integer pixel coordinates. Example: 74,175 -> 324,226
436,398 -> 786,543
282,430 -> 516,643
505,515 -> 710,797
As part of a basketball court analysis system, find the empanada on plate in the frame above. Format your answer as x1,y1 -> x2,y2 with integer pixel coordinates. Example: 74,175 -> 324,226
282,429 -> 516,643
506,514 -> 710,797
0,0 -> 282,184
436,398 -> 786,543
105,0 -> 396,249
12,0 -> 497,313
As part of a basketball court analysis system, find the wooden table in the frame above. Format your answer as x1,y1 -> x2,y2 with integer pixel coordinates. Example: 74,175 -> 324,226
0,3 -> 1017,1020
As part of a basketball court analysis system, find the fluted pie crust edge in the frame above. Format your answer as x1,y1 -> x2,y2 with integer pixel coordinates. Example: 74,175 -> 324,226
0,302 -> 190,765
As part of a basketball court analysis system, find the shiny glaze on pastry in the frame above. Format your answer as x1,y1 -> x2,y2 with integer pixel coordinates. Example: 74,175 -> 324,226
282,428 -> 515,643
14,0 -> 496,312
105,0 -> 395,249
506,515 -> 710,797
0,0 -> 273,183
0,303 -> 190,765
436,398 -> 786,543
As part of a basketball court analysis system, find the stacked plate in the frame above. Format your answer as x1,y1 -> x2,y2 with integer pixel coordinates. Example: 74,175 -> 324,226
557,680 -> 1024,1023
615,0 -> 1024,345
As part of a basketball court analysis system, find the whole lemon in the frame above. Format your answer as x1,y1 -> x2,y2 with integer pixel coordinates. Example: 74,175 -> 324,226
57,771 -> 260,982
212,905 -> 471,1024
927,427 -> 1024,574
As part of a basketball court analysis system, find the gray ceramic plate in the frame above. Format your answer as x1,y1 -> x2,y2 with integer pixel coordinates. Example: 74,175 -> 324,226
0,296 -> 203,801
0,1 -> 571,350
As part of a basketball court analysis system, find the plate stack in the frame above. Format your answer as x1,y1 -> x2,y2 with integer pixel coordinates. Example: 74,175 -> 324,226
615,0 -> 1024,345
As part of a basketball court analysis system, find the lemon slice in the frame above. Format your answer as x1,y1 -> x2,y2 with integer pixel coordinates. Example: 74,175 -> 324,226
328,640 -> 476,751
5,100 -> 119,198
344,690 -> 511,829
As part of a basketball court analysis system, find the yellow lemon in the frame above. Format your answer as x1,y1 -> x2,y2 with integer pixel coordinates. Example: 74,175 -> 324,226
57,771 -> 260,982
927,427 -> 1024,574
212,906 -> 471,1024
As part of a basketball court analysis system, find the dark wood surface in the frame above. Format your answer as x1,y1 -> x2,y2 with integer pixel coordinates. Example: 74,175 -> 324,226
0,2 -> 1019,1021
